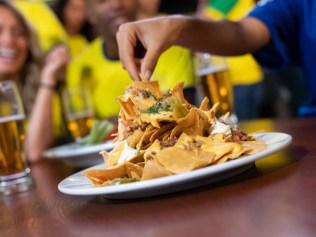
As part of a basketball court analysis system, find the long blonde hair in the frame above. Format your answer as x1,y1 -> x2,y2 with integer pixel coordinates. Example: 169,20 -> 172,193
0,0 -> 43,114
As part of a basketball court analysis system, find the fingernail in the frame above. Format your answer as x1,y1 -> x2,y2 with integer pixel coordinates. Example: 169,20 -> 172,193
143,70 -> 151,81
138,73 -> 144,81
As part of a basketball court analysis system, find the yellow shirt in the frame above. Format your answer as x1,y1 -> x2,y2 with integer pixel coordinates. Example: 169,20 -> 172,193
14,0 -> 67,51
204,1 -> 263,85
66,34 -> 89,59
67,38 -> 195,118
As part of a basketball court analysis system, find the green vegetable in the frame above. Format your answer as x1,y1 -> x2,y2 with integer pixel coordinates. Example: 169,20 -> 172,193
78,120 -> 113,146
146,100 -> 171,114
143,89 -> 153,98
106,177 -> 137,186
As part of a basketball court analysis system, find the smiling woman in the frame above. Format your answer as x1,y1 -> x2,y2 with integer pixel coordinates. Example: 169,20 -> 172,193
0,1 -> 41,114
0,9 -> 28,76
0,1 -> 70,163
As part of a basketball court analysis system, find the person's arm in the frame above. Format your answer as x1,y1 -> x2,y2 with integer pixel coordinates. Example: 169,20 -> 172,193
25,46 -> 70,163
116,15 -> 270,81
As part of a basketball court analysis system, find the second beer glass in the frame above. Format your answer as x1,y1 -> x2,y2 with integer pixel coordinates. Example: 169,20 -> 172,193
196,54 -> 235,118
62,88 -> 94,140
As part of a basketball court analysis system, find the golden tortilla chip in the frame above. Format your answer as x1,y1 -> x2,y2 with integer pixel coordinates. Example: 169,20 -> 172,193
170,83 -> 191,108
199,97 -> 209,111
125,162 -> 143,180
143,140 -> 161,161
156,147 -> 215,174
141,158 -> 172,180
118,97 -> 137,120
84,164 -> 126,186
241,140 -> 266,155
136,125 -> 157,149
170,108 -> 197,138
102,142 -> 125,166
139,111 -> 176,128
149,123 -> 175,142
133,81 -> 162,99
201,142 -> 236,161
127,128 -> 144,148
214,143 -> 248,164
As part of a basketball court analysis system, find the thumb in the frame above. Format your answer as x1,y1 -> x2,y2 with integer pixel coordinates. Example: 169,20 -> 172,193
140,47 -> 161,81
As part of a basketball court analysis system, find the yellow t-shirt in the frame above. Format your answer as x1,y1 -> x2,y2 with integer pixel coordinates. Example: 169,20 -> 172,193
204,1 -> 263,85
67,38 -> 195,118
14,0 -> 67,51
66,34 -> 89,59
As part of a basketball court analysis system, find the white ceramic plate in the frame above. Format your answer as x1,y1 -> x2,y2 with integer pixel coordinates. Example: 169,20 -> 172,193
44,140 -> 115,167
58,132 -> 292,199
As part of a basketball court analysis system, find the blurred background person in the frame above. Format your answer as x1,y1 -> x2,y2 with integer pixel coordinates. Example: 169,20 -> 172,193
51,0 -> 95,58
158,0 -> 200,15
138,0 -> 200,19
116,0 -> 316,117
13,0 -> 67,52
66,0 -> 196,120
137,0 -> 160,19
200,0 -> 264,120
0,1 -> 69,162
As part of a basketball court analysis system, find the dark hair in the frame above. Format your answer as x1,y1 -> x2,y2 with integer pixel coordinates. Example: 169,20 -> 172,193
51,0 -> 95,41
158,0 -> 199,15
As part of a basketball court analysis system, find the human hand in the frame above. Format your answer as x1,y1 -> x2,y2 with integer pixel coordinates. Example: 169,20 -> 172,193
116,15 -> 188,81
41,45 -> 70,85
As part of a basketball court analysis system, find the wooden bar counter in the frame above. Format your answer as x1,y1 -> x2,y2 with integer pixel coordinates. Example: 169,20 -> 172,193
1,118 -> 316,237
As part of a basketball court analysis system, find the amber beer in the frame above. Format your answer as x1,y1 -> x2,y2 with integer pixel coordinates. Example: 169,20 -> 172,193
199,67 -> 233,116
0,115 -> 27,178
67,112 -> 93,139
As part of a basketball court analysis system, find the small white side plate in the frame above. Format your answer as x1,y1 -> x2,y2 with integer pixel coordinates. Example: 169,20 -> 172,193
44,140 -> 115,167
58,132 -> 292,198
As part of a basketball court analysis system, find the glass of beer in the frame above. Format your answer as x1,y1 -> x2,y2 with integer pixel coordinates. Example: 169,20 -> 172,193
62,87 -> 94,140
196,53 -> 236,122
0,80 -> 32,195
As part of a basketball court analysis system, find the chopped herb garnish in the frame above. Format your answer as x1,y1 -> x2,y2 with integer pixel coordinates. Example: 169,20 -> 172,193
145,100 -> 172,114
143,89 -> 153,98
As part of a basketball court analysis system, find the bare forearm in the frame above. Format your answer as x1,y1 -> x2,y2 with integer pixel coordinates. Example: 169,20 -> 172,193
176,16 -> 270,56
25,46 -> 69,162
25,84 -> 55,162
116,15 -> 270,81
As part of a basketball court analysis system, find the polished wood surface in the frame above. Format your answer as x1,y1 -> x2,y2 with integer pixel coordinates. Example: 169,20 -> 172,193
1,118 -> 316,237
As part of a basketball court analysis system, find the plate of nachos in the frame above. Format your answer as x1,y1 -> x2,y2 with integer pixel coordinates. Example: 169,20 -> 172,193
58,81 -> 292,198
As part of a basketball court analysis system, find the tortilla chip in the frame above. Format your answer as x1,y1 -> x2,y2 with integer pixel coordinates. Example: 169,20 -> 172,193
127,128 -> 144,148
125,162 -> 143,180
103,142 -> 125,166
141,159 -> 172,180
149,123 -> 175,142
143,140 -> 161,161
170,83 -> 191,108
241,140 -> 266,155
118,97 -> 137,120
133,81 -> 163,99
199,97 -> 209,111
139,111 -> 176,128
214,143 -> 248,164
136,125 -> 157,149
201,142 -> 236,161
170,108 -> 197,138
156,147 -> 215,174
84,164 -> 126,186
